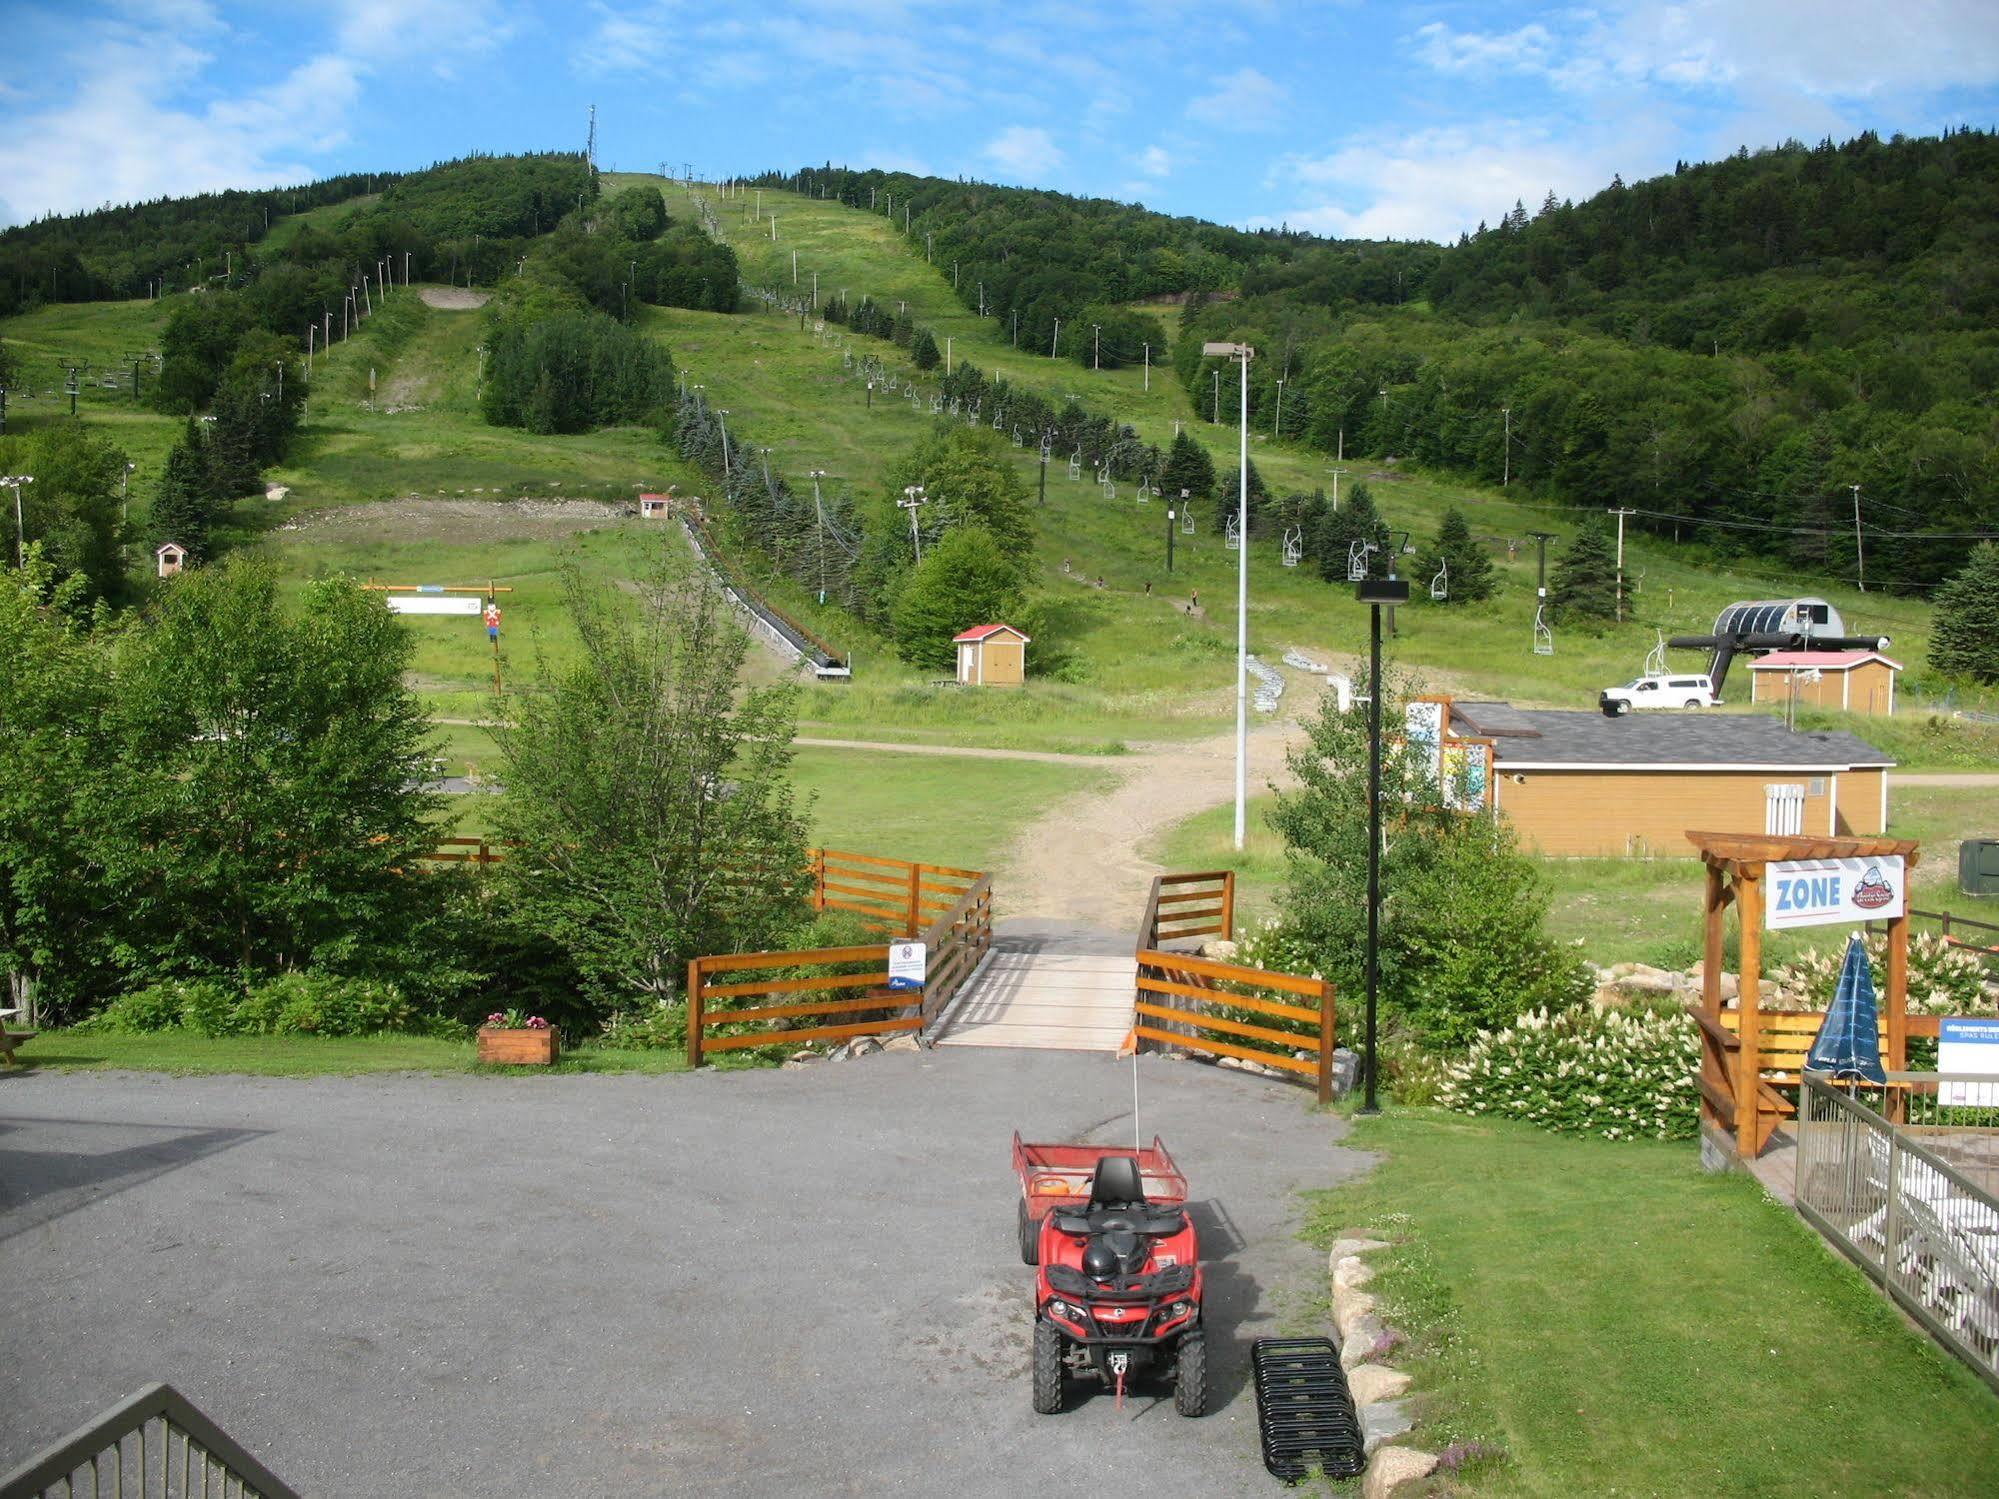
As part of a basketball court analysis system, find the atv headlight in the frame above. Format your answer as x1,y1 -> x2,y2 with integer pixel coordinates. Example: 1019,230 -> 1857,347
1163,1300 -> 1192,1320
1048,1299 -> 1087,1324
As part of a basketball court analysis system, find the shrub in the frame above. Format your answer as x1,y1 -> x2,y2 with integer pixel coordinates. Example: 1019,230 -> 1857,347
1437,1005 -> 1700,1142
245,972 -> 416,1036
600,1001 -> 687,1051
1769,933 -> 1992,1016
82,981 -> 232,1034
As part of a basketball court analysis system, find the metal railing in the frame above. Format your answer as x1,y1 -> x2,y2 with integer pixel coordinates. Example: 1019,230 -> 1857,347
1,1383 -> 299,1499
1794,1074 -> 1999,1394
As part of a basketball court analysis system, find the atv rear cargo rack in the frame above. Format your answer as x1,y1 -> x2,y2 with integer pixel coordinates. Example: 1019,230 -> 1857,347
1250,1337 -> 1365,1481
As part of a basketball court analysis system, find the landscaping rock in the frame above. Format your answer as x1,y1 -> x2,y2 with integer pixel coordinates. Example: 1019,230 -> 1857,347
1333,1254 -> 1374,1293
1327,1237 -> 1389,1266
1361,1446 -> 1438,1499
881,1034 -> 923,1054
1338,1313 -> 1388,1365
844,1036 -> 882,1060
1335,1289 -> 1379,1341
1331,1047 -> 1360,1097
1361,1398 -> 1415,1454
1345,1364 -> 1411,1405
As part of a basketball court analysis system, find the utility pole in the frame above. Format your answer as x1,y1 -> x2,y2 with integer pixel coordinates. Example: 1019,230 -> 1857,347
1609,508 -> 1635,621
1212,369 -> 1221,424
1203,341 -> 1254,852
1038,448 -> 1048,506
899,485 -> 928,563
1012,308 -> 1019,347
717,410 -> 732,475
1501,405 -> 1511,486
1329,467 -> 1347,511
1273,377 -> 1285,439
1849,483 -> 1866,592
1170,490 -> 1187,572
945,336 -> 952,375
1143,342 -> 1150,392
810,470 -> 830,603
4,475 -> 34,566
1093,323 -> 1101,371
1050,318 -> 1060,359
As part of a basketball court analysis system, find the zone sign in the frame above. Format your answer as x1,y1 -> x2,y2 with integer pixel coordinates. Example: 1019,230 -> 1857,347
1765,856 -> 1905,930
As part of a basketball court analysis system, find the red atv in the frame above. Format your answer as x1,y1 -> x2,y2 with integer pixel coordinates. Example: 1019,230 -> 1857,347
1012,1133 -> 1206,1416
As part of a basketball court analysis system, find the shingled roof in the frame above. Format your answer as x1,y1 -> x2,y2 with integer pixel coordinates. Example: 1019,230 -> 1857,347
1450,705 -> 1893,770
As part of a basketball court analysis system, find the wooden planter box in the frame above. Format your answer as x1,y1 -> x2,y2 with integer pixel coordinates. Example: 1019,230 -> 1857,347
477,1027 -> 559,1065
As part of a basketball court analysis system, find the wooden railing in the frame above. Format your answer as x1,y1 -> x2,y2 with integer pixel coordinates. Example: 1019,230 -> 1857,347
686,943 -> 912,1067
1133,870 -> 1338,1103
809,848 -> 981,938
0,1383 -> 299,1499
917,873 -> 993,1026
1871,908 -> 1999,960
419,836 -> 505,867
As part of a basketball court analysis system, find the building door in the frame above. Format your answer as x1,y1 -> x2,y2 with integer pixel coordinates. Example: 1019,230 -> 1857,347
1764,783 -> 1805,837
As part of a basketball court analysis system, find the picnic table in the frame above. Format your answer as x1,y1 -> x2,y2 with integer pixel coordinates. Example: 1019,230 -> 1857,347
0,1005 -> 36,1065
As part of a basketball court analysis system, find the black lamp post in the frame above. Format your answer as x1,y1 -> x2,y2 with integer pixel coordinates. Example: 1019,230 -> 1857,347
1353,572 -> 1410,1114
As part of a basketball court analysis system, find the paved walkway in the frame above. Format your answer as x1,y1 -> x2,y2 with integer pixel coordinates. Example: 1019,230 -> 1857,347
0,1057 -> 1360,1497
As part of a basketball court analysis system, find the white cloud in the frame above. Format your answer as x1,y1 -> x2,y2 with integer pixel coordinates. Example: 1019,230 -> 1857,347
983,125 -> 1063,180
1409,21 -> 1556,76
329,0 -> 513,74
1268,118 -> 1671,243
1186,66 -> 1286,129
1136,144 -> 1171,178
574,3 -> 677,74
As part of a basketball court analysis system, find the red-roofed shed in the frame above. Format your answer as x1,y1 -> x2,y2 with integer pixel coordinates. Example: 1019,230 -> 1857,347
1746,649 -> 1902,716
953,623 -> 1030,687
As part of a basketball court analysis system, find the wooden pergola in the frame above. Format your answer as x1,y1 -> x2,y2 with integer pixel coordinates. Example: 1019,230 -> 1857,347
1688,830 -> 1921,1161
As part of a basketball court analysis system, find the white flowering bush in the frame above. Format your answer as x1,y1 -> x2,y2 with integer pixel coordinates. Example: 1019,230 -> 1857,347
1437,1006 -> 1700,1142
1770,933 -> 1992,1017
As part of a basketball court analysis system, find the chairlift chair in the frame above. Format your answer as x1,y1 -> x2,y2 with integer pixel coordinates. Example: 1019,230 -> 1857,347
1225,515 -> 1241,551
1347,540 -> 1373,582
1283,526 -> 1303,568
1643,630 -> 1666,678
1430,559 -> 1449,600
1533,605 -> 1554,656
1181,509 -> 1196,536
1135,481 -> 1150,504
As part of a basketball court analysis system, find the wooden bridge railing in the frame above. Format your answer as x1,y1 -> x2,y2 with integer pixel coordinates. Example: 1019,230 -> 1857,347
687,944 -> 911,1067
809,848 -> 981,938
918,873 -> 993,1026
1132,870 -> 1337,1103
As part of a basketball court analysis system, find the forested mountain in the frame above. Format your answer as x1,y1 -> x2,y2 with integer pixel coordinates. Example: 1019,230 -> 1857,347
782,128 -> 1999,593
0,171 -> 401,313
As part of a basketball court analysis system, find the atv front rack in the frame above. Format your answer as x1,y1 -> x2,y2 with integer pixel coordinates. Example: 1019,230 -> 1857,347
1045,1263 -> 1196,1301
1250,1337 -> 1365,1481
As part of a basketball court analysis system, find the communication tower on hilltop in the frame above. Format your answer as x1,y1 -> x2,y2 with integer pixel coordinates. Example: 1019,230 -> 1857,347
586,104 -> 597,169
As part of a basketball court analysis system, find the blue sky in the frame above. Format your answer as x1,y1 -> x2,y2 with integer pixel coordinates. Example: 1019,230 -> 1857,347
4,1 -> 1998,239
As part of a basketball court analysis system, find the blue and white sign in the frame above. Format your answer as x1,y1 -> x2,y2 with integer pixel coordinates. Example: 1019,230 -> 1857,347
887,941 -> 927,992
1939,1018 -> 1999,1106
1765,856 -> 1906,930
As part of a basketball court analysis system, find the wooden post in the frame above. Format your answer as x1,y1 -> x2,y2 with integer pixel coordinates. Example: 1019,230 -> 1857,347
1316,980 -> 1336,1105
1701,863 -> 1727,1017
1221,871 -> 1236,942
686,958 -> 704,1070
906,862 -> 922,938
1735,872 -> 1763,1158
1885,908 -> 1910,1121
811,849 -> 825,913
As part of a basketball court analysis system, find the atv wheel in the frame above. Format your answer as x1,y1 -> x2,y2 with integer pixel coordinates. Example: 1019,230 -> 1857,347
1032,1318 -> 1066,1414
1174,1332 -> 1208,1417
1018,1198 -> 1039,1265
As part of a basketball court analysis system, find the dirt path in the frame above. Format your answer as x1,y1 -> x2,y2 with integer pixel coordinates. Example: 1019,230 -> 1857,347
417,286 -> 490,310
991,718 -> 1307,929
795,736 -> 1105,765
1895,772 -> 1999,787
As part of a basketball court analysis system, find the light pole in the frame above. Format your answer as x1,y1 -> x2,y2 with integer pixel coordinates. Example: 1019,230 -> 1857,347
1353,569 -> 1410,1116
1501,405 -> 1511,486
1093,323 -> 1101,371
716,410 -> 732,475
4,474 -> 34,567
1273,377 -> 1285,440
1204,341 -> 1254,851
899,485 -> 928,563
120,461 -> 135,531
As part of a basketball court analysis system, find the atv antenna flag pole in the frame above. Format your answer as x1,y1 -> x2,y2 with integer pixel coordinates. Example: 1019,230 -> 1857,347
1118,1022 -> 1141,1152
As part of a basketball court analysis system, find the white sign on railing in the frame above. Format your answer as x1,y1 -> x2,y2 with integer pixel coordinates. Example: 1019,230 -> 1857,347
1940,1018 -> 1999,1105
887,941 -> 926,992
1765,856 -> 1906,930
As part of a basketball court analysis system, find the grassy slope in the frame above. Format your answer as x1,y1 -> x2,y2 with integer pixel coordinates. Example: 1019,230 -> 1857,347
1309,1111 -> 1999,1497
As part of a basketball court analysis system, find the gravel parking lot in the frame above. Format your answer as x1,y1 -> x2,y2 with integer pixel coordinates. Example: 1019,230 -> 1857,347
1,1052 -> 1366,1496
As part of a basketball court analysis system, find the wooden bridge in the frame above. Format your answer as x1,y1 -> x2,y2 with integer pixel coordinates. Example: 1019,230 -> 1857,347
681,850 -> 1339,1102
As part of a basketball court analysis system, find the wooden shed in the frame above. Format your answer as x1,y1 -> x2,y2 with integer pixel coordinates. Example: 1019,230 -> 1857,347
953,623 -> 1029,687
639,492 -> 672,519
1448,702 -> 1895,857
1746,650 -> 1901,716
155,541 -> 187,579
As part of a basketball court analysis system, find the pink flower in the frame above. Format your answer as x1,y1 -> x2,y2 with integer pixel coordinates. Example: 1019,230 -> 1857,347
485,1012 -> 506,1027
526,1016 -> 549,1029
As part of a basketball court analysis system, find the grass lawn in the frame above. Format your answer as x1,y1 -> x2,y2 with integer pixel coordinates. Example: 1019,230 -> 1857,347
1308,1109 -> 1999,1497
13,1030 -> 689,1076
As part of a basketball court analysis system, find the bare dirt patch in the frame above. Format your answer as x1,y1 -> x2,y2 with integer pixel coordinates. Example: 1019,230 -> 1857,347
278,497 -> 633,545
418,286 -> 491,310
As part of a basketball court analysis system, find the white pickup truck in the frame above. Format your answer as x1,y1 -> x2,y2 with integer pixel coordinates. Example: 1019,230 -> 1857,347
1599,673 -> 1719,715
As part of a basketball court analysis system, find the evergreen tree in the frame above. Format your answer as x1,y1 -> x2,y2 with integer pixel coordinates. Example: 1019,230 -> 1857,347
1308,481 -> 1390,582
150,419 -> 215,557
910,327 -> 940,371
1549,522 -> 1624,623
1159,429 -> 1216,503
1928,542 -> 1999,683
1418,507 -> 1496,604
1213,457 -> 1270,533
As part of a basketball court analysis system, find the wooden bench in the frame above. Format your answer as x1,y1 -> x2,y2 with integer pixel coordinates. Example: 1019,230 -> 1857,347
0,1006 -> 36,1066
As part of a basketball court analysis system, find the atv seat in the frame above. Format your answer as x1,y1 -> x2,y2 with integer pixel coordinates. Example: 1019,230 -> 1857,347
1090,1155 -> 1148,1211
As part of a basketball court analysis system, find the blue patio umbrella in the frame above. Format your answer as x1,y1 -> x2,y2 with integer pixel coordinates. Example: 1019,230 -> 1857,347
1804,931 -> 1888,1084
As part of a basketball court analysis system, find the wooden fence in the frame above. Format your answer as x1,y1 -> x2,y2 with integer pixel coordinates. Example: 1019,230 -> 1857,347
419,836 -> 505,867
687,853 -> 993,1067
809,848 -> 982,938
1131,870 -> 1338,1103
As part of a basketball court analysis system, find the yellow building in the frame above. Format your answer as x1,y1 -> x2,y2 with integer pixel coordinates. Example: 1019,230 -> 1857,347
1746,650 -> 1901,716
953,623 -> 1029,687
1447,702 -> 1895,857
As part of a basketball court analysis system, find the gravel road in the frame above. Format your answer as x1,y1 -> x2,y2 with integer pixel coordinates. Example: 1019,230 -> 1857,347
1,1053 -> 1365,1496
